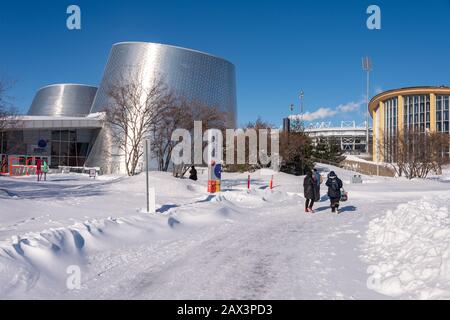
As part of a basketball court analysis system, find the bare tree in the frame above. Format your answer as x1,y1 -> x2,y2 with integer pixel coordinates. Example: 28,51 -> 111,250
151,98 -> 227,172
105,72 -> 171,176
0,78 -> 16,132
380,129 -> 450,179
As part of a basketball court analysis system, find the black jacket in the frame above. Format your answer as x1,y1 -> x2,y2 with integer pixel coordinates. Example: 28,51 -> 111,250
326,176 -> 343,199
303,175 -> 315,200
189,168 -> 198,181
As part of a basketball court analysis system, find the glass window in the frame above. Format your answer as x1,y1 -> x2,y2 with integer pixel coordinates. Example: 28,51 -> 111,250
48,129 -> 93,168
77,143 -> 89,157
51,130 -> 60,140
60,141 -> 69,157
50,157 -> 60,168
51,141 -> 60,156
69,143 -> 77,157
69,130 -> 77,142
60,130 -> 69,141
436,95 -> 450,133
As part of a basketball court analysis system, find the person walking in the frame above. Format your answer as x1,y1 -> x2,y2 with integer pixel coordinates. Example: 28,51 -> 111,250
303,170 -> 316,213
36,158 -> 42,182
42,159 -> 49,181
189,166 -> 198,181
325,171 -> 343,213
313,168 -> 321,202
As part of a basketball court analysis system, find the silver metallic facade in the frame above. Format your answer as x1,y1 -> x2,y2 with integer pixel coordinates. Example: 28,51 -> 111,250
91,42 -> 237,126
3,42 -> 237,174
28,84 -> 98,117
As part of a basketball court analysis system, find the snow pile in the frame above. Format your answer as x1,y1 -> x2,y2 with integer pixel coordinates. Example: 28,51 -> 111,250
0,216 -> 141,294
362,196 -> 450,299
439,166 -> 450,182
345,155 -> 374,164
0,171 -> 302,298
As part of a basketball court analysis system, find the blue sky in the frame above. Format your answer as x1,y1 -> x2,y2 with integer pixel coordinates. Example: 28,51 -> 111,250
1,0 -> 450,127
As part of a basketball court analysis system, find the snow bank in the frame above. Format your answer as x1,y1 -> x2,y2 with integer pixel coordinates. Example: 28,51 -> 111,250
0,180 -> 301,297
362,195 -> 450,299
345,155 -> 374,164
0,216 -> 145,295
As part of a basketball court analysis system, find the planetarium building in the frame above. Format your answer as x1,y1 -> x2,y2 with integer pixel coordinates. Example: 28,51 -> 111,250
0,42 -> 237,175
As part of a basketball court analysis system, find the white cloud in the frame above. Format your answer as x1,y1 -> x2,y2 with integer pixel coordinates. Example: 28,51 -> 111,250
301,107 -> 338,121
299,100 -> 363,123
336,101 -> 362,113
374,86 -> 383,94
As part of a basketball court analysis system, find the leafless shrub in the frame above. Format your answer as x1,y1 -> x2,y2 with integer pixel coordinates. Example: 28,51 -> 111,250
380,129 -> 450,179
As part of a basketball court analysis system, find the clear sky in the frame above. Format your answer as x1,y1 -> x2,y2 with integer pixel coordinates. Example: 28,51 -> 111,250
1,0 -> 450,127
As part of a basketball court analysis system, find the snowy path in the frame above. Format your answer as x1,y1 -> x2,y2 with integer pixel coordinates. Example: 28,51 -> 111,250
62,194 -> 394,299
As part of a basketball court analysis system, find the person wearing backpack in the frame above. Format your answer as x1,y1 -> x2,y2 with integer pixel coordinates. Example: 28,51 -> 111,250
325,171 -> 343,213
303,170 -> 316,213
189,166 -> 198,181
312,168 -> 321,202
42,159 -> 49,181
36,158 -> 42,182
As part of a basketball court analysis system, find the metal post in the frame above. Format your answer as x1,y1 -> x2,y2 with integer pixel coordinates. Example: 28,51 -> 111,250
145,139 -> 149,213
299,90 -> 304,131
366,70 -> 370,154
362,57 -> 372,155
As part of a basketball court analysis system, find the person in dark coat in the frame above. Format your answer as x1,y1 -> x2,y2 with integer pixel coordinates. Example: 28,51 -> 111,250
325,171 -> 343,213
36,158 -> 42,182
189,166 -> 198,181
303,170 -> 316,213
312,168 -> 321,202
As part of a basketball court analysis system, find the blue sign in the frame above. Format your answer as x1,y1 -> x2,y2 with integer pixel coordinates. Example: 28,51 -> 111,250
38,139 -> 47,148
214,164 -> 222,180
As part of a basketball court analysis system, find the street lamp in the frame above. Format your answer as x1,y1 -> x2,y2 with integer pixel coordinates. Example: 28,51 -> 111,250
299,90 -> 304,130
362,57 -> 372,154
299,90 -> 304,114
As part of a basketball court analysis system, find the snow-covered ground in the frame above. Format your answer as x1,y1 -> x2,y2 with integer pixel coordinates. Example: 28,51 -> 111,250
0,164 -> 450,299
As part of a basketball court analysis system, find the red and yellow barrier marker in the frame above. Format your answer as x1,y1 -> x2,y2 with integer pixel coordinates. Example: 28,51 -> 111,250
207,161 -> 222,193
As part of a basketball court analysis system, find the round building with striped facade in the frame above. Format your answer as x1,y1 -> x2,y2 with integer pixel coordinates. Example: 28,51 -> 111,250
369,86 -> 450,162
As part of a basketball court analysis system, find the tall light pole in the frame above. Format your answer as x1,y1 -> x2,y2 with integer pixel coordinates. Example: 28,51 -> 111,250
299,90 -> 304,130
362,57 -> 372,154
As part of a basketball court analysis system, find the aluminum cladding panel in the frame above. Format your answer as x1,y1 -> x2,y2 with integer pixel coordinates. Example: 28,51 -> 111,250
91,42 -> 237,126
28,84 -> 98,117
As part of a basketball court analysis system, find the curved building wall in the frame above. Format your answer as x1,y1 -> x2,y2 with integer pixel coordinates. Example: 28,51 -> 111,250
90,42 -> 237,126
369,86 -> 450,162
28,84 -> 98,117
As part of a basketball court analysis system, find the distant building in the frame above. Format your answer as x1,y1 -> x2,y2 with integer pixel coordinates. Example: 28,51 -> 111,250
282,116 -> 371,154
0,42 -> 237,175
369,86 -> 450,162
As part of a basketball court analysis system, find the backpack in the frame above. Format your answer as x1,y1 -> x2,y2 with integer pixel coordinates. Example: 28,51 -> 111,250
330,179 -> 340,192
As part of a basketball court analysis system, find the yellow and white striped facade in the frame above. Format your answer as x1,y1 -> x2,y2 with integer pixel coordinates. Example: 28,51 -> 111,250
369,86 -> 450,162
